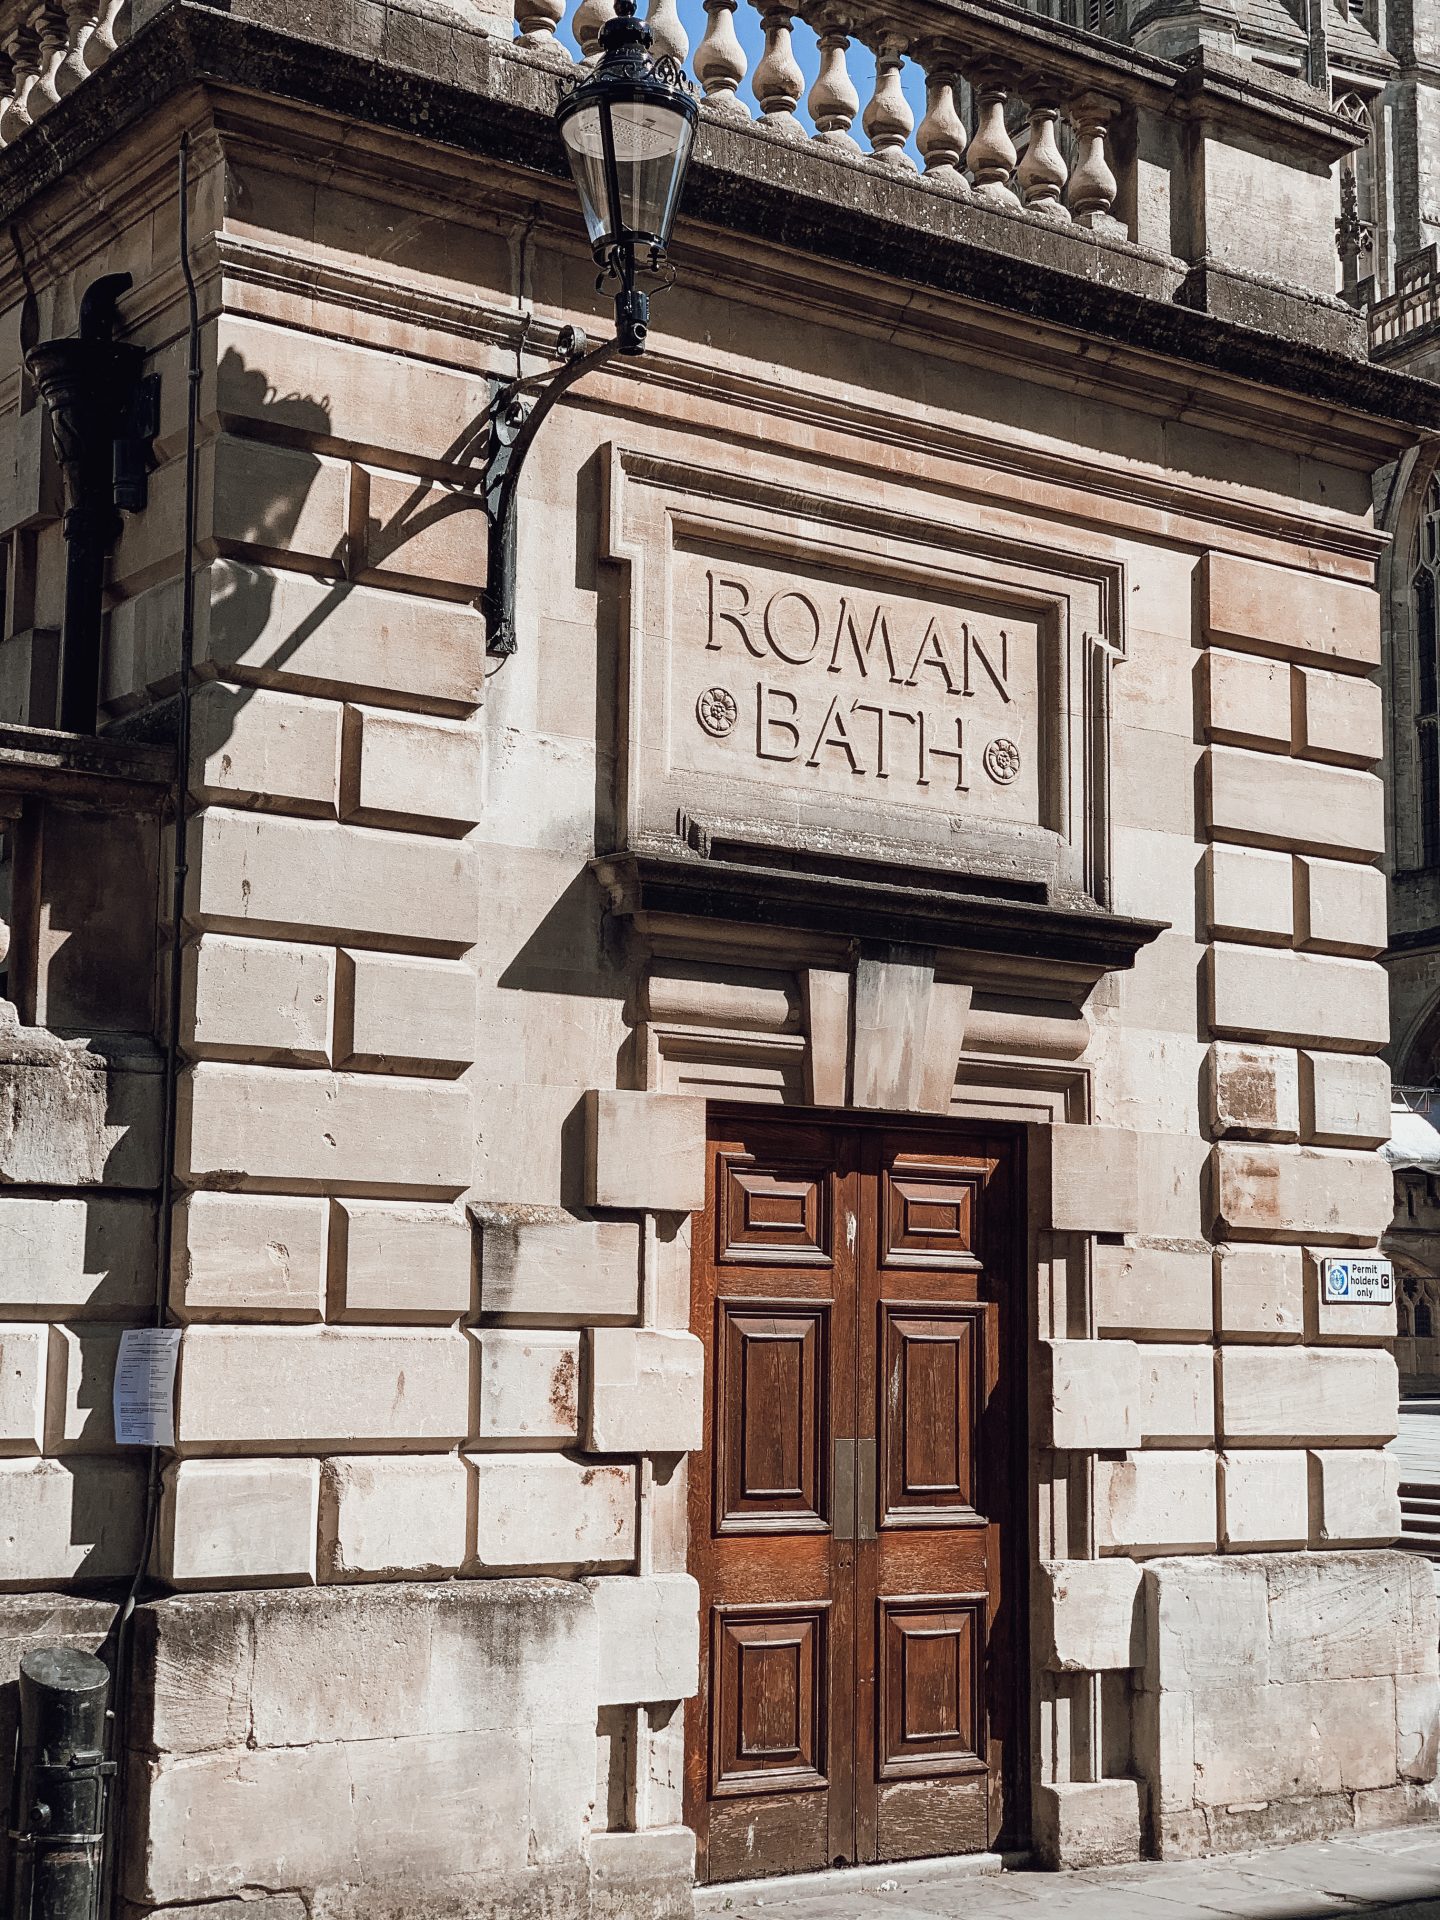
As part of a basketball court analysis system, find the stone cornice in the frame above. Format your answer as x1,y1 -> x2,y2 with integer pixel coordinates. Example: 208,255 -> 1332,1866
0,0 -> 1437,447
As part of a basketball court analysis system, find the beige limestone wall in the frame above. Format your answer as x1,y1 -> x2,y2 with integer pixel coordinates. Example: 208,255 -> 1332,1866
0,80 -> 1428,1914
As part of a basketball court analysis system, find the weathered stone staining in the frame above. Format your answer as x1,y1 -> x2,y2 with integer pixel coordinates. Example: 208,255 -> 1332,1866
0,0 -> 1430,1906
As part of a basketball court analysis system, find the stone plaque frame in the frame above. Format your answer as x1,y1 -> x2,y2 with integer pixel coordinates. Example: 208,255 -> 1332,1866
603,447 -> 1126,907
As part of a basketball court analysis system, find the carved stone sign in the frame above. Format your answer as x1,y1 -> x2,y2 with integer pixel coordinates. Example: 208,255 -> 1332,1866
607,451 -> 1122,902
675,549 -> 1041,828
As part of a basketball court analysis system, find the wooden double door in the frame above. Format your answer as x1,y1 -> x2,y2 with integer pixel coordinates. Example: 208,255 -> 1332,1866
686,1111 -> 1025,1884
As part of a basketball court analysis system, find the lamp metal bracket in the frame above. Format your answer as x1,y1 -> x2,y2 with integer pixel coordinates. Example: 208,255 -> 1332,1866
480,325 -> 619,660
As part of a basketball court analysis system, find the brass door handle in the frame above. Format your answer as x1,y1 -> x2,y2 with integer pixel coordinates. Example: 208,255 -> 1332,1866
833,1437 -> 855,1541
832,1437 -> 877,1542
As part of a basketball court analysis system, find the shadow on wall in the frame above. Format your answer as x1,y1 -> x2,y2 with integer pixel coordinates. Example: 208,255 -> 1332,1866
171,348 -> 491,761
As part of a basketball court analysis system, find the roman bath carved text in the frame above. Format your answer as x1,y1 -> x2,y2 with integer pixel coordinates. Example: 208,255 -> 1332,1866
667,550 -> 1045,831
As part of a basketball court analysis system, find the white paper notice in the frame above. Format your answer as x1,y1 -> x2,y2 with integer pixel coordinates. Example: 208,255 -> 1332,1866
113,1328 -> 182,1447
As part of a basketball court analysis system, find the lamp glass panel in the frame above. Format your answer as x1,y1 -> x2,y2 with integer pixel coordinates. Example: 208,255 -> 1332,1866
560,103 -> 614,249
608,99 -> 694,246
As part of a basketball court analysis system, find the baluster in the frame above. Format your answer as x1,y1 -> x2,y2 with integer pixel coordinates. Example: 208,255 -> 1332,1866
514,0 -> 568,58
0,50 -> 14,145
694,0 -> 748,114
915,46 -> 966,186
57,0 -> 99,93
965,65 -> 1021,207
573,0 -> 613,60
753,4 -> 806,139
644,0 -> 686,65
28,3 -> 65,118
81,0 -> 121,69
1066,91 -> 1122,231
1016,78 -> 1068,217
862,32 -> 914,168
807,9 -> 858,148
0,26 -> 38,143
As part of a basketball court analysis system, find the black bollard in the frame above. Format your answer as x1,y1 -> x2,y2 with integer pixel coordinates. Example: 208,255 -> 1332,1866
8,1649 -> 114,1920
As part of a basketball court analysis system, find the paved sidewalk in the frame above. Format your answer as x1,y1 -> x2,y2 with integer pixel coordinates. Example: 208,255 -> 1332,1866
695,1823 -> 1440,1919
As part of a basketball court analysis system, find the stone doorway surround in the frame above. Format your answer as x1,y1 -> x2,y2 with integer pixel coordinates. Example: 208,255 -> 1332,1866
552,932 -> 1170,1891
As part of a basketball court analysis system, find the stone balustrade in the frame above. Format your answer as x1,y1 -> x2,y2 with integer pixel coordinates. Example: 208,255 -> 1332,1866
515,0 -> 1366,303
1370,245 -> 1440,360
0,0 -> 128,150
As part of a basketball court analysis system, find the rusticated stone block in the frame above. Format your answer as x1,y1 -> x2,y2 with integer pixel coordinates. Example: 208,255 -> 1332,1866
344,707 -> 482,830
1219,1346 -> 1397,1444
1215,1244 -> 1304,1340
584,1091 -> 706,1213
1032,1124 -> 1140,1234
1296,665 -> 1383,766
173,1192 -> 327,1321
586,1329 -> 704,1454
342,952 -> 476,1069
183,933 -> 333,1063
190,682 -> 341,811
1094,1243 -> 1212,1339
1205,1042 -> 1299,1141
1095,1451 -> 1217,1554
184,558 -> 485,708
1219,1449 -> 1309,1549
1200,551 -> 1380,668
358,467 -> 489,592
0,1457 -> 142,1582
1036,1559 -> 1144,1671
337,1200 -> 472,1320
1204,747 -> 1384,857
191,809 -> 479,948
319,1455 -> 468,1578
1136,1345 -> 1214,1444
582,1573 -> 700,1705
0,1194 -> 153,1316
44,1323 -> 121,1453
1041,1339 -> 1141,1450
474,1207 -> 641,1322
1298,855 -> 1387,956
1308,1449 -> 1400,1546
0,1325 -> 47,1452
1205,844 -> 1294,944
1299,1051 -> 1391,1148
204,434 -> 349,565
475,1330 -> 581,1443
1207,945 -> 1388,1048
1209,1143 -> 1393,1242
178,1063 -> 471,1191
468,1454 -> 636,1570
1200,648 -> 1292,749
176,1326 -> 471,1451
161,1457 -> 319,1587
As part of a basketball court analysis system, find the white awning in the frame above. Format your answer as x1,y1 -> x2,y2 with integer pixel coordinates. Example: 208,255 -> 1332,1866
1385,1104 -> 1440,1172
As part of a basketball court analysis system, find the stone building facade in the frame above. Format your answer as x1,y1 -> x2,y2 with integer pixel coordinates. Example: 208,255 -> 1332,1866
0,0 -> 1434,1912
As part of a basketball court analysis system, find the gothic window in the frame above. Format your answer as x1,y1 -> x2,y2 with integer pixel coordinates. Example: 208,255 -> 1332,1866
1417,476 -> 1440,866
1418,1301 -> 1435,1339
1333,92 -> 1376,298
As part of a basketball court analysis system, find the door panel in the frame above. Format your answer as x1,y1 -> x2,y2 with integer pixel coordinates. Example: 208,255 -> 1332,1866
715,1303 -> 829,1533
688,1113 -> 1022,1885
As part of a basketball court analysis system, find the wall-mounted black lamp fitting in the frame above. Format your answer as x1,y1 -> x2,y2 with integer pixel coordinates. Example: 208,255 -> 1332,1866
27,272 -> 159,734
481,0 -> 696,658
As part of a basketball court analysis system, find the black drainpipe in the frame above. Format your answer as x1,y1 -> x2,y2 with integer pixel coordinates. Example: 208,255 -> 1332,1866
26,273 -> 155,734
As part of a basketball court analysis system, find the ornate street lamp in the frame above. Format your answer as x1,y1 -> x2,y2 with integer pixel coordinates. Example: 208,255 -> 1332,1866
482,0 -> 697,657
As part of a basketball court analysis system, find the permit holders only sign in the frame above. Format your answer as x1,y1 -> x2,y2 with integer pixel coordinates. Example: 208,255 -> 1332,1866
1321,1257 -> 1395,1306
